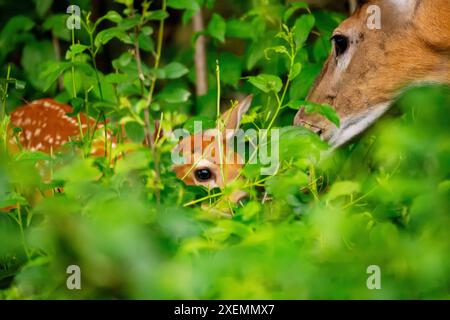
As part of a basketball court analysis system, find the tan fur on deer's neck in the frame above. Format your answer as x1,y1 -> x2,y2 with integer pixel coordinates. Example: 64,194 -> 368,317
294,0 -> 450,148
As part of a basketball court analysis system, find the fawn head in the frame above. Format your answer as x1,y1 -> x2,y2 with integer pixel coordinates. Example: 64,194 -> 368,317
294,0 -> 450,147
172,95 -> 253,202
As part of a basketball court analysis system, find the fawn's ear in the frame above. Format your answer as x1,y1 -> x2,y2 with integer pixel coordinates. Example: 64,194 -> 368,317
220,95 -> 253,139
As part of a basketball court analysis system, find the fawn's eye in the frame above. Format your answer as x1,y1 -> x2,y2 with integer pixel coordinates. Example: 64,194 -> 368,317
332,34 -> 349,57
195,168 -> 213,181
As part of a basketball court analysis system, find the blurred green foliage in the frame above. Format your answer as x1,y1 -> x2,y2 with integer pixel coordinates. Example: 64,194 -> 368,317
0,0 -> 449,299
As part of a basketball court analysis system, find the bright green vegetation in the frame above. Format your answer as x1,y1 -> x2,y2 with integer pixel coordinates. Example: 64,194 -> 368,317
0,0 -> 449,299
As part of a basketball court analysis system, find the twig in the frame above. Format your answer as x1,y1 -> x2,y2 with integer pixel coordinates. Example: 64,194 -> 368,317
144,0 -> 167,205
192,9 -> 208,96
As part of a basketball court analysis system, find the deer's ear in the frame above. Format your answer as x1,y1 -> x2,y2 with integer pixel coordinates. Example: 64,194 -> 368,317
220,95 -> 253,139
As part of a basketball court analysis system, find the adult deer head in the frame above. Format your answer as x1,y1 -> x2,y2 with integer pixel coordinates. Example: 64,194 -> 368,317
294,0 -> 450,147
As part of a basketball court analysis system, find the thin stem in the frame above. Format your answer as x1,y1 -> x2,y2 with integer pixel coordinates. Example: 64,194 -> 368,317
215,60 -> 225,186
143,0 -> 167,205
1,65 -> 11,121
71,29 -> 77,99
16,205 -> 31,260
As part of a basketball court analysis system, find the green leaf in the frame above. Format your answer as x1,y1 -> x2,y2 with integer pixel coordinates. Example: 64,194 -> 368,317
248,74 -> 283,93
104,73 -> 129,84
265,46 -> 289,58
158,87 -> 191,103
207,13 -> 226,43
150,62 -> 189,79
0,193 -> 29,208
138,32 -> 155,52
21,40 -> 55,90
283,2 -> 309,22
219,52 -> 242,88
34,0 -> 54,18
38,61 -> 71,91
124,121 -> 145,143
167,0 -> 200,11
313,10 -> 345,36
95,27 -> 131,47
287,100 -> 340,127
289,63 -> 322,101
162,62 -> 189,79
118,16 -> 141,30
102,10 -> 123,23
42,14 -> 70,41
0,16 -> 35,62
0,16 -> 34,40
68,97 -> 84,116
183,116 -> 216,134
145,10 -> 169,21
293,14 -> 315,48
326,181 -> 361,200
14,151 -> 52,161
115,0 -> 133,6
66,44 -> 89,59
266,169 -> 309,201
141,26 -> 153,35
289,63 -> 302,81
226,19 -> 255,40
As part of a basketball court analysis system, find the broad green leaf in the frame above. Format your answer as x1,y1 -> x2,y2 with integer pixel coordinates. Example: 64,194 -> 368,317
219,52 -> 242,88
34,0 -> 53,18
14,151 -> 52,161
66,44 -> 89,59
207,13 -> 226,43
162,62 -> 189,79
118,16 -> 141,30
0,193 -> 29,208
21,40 -> 55,90
151,62 -> 189,79
138,32 -> 155,52
287,100 -> 340,127
264,46 -> 289,59
283,2 -> 309,22
326,181 -> 361,200
226,19 -> 255,40
95,27 -> 131,47
183,116 -> 215,134
101,10 -> 123,23
145,10 -> 169,21
125,121 -> 145,143
293,14 -> 315,48
38,61 -> 72,91
158,87 -> 191,103
104,73 -> 129,84
289,63 -> 302,81
115,0 -> 133,6
42,14 -> 70,41
167,0 -> 200,11
248,74 -> 283,93
289,63 -> 322,100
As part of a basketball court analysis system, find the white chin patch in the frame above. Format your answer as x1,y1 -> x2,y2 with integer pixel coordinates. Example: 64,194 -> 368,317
327,102 -> 392,148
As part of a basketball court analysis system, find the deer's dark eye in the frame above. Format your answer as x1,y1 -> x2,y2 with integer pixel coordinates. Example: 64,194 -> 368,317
332,35 -> 349,57
195,168 -> 213,181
